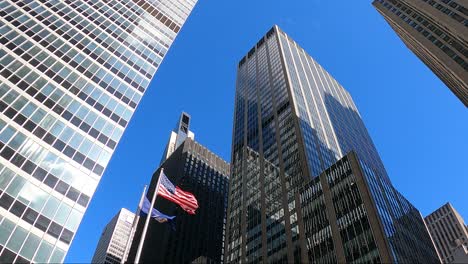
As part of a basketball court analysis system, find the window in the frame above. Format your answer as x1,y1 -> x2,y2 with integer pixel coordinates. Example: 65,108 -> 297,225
34,240 -> 53,263
0,218 -> 15,244
5,176 -> 26,198
19,233 -> 41,260
65,208 -> 83,231
6,225 -> 28,252
42,196 -> 60,219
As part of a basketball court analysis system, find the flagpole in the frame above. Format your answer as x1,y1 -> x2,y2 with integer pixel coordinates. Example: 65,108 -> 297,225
134,168 -> 164,264
121,185 -> 147,264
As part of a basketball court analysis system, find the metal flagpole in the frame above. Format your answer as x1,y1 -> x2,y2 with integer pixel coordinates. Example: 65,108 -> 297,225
134,168 -> 164,263
121,185 -> 147,264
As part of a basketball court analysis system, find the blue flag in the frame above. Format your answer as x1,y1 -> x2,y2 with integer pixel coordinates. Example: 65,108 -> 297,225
140,197 -> 176,230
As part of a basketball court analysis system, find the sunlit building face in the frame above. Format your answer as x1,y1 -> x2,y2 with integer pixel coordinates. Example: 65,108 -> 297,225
0,0 -> 197,262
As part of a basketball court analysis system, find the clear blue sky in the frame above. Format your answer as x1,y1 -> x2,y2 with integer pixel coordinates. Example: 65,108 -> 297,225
65,1 -> 467,262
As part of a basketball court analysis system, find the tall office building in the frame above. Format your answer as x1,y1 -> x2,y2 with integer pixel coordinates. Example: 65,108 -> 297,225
160,112 -> 194,164
425,203 -> 468,263
298,151 -> 440,263
373,0 -> 468,106
225,25 -> 439,263
127,135 -> 229,263
0,0 -> 197,262
91,208 -> 135,264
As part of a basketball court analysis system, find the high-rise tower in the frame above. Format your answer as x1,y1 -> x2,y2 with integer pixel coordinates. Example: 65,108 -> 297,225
225,25 -> 439,263
373,0 -> 468,106
0,0 -> 197,262
160,112 -> 194,164
425,203 -> 468,263
91,208 -> 135,264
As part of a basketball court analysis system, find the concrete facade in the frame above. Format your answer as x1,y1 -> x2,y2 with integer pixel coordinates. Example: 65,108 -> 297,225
373,0 -> 468,106
425,203 -> 468,263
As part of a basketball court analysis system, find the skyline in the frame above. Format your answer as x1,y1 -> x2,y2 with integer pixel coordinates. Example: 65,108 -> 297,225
60,1 -> 467,262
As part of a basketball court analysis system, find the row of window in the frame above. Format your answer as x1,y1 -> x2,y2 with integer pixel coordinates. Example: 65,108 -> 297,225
0,138 -> 90,208
103,0 -> 176,42
20,0 -> 159,82
64,0 -> 161,76
0,118 -> 98,197
0,189 -> 75,244
0,82 -> 113,166
74,0 -> 170,60
2,0 -> 147,106
421,0 -> 468,26
379,0 -> 468,71
0,46 -> 133,132
0,6 -> 142,114
0,61 -> 122,151
0,90 -> 108,176
0,216 -> 65,263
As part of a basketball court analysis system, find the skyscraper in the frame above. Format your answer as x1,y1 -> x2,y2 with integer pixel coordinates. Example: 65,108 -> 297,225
160,112 -> 194,164
91,208 -> 135,264
425,203 -> 468,263
127,114 -> 229,263
372,0 -> 468,106
298,151 -> 440,263
0,0 -> 197,262
225,25 -> 439,263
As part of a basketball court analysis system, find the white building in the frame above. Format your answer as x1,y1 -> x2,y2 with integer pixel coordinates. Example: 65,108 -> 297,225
91,208 -> 134,264
0,0 -> 197,261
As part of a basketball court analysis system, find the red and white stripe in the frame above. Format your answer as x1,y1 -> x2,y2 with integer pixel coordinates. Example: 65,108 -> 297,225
158,186 -> 198,215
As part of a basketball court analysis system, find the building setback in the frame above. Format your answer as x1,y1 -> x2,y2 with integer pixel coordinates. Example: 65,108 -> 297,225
127,137 -> 230,263
91,208 -> 135,264
373,0 -> 468,107
0,0 -> 197,262
225,25 -> 440,263
425,203 -> 468,263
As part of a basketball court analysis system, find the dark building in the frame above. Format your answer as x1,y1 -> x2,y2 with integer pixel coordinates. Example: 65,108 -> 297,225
224,25 -> 440,263
298,151 -> 439,263
425,203 -> 468,263
373,0 -> 468,106
127,137 -> 230,263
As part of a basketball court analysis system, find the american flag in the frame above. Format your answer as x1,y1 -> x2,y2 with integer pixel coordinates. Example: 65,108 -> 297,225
158,172 -> 199,214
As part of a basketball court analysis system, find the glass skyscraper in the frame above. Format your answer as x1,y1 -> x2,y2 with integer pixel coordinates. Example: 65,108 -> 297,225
225,25 -> 439,263
0,0 -> 196,262
373,0 -> 467,107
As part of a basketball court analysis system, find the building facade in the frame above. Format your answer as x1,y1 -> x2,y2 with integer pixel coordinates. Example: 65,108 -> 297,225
91,208 -> 135,264
425,203 -> 468,263
299,151 -> 439,263
225,25 -> 439,263
127,136 -> 229,263
373,0 -> 468,106
0,0 -> 197,262
452,244 -> 468,264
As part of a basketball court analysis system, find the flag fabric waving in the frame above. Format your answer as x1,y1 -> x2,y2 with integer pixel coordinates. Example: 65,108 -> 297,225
158,172 -> 199,214
140,197 -> 176,231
